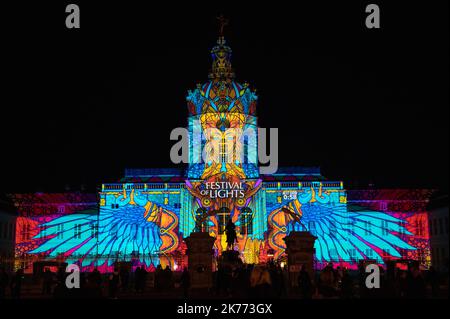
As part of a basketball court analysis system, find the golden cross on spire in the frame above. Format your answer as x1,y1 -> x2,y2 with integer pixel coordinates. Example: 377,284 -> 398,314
217,14 -> 229,37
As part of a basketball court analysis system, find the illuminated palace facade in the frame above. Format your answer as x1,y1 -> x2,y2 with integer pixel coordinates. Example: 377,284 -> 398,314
11,36 -> 432,273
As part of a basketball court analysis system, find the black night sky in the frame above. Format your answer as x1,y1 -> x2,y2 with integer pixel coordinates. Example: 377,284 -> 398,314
1,1 -> 448,194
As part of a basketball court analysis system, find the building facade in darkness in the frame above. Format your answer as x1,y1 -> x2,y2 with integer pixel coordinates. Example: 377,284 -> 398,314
427,195 -> 449,273
0,198 -> 18,271
11,35 -> 434,273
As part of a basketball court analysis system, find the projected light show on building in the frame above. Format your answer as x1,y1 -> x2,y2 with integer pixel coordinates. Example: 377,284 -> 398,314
10,33 -> 433,275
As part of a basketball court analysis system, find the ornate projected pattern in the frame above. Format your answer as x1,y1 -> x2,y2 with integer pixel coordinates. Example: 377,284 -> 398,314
10,35 -> 433,272
13,191 -> 179,272
182,35 -> 265,263
267,187 -> 431,267
347,189 -> 433,268
184,178 -> 265,263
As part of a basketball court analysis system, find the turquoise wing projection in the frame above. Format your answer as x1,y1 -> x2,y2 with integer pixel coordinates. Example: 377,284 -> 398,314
29,195 -> 163,268
295,202 -> 416,263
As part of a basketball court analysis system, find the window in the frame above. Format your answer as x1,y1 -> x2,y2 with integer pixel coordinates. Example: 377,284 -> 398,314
21,224 -> 30,241
74,224 -> 82,239
8,223 -> 13,240
39,225 -> 47,239
349,221 -> 356,235
57,224 -> 64,239
416,220 -> 423,236
399,221 -> 406,236
417,249 -> 423,262
90,223 -> 98,238
365,249 -> 373,258
240,208 -> 253,235
433,219 -> 438,237
217,207 -> 230,235
429,220 -> 434,236
26,224 -> 31,240
349,249 -> 357,259
365,221 -> 372,236
399,248 -> 406,258
382,220 -> 389,236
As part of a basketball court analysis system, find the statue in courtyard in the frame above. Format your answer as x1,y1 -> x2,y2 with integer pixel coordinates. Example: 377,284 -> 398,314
225,219 -> 237,250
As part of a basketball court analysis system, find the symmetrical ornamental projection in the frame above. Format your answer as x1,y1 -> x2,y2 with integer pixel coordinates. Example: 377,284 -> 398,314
10,35 -> 432,273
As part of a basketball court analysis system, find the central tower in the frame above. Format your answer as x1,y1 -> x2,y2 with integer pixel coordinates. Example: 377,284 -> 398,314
181,31 -> 267,263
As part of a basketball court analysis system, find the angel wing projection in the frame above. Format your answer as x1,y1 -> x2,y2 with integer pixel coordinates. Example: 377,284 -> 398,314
301,202 -> 415,262
29,191 -> 178,270
268,187 -> 416,263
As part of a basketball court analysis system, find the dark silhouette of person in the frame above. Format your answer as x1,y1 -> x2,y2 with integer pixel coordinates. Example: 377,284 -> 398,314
268,262 -> 282,298
0,267 -> 9,299
42,267 -> 54,295
56,266 -> 66,285
84,270 -> 102,298
119,267 -> 129,292
134,266 -> 147,293
426,266 -> 439,298
164,265 -> 173,290
397,269 -> 408,298
231,265 -> 246,298
250,265 -> 272,299
225,219 -> 237,250
180,267 -> 190,298
215,265 -> 224,296
340,268 -> 354,299
92,268 -> 102,287
140,267 -> 148,292
222,265 -> 233,297
319,263 -> 336,298
155,264 -> 163,292
108,268 -> 120,299
10,268 -> 24,299
134,267 -> 142,293
298,265 -> 313,299
406,266 -> 426,298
